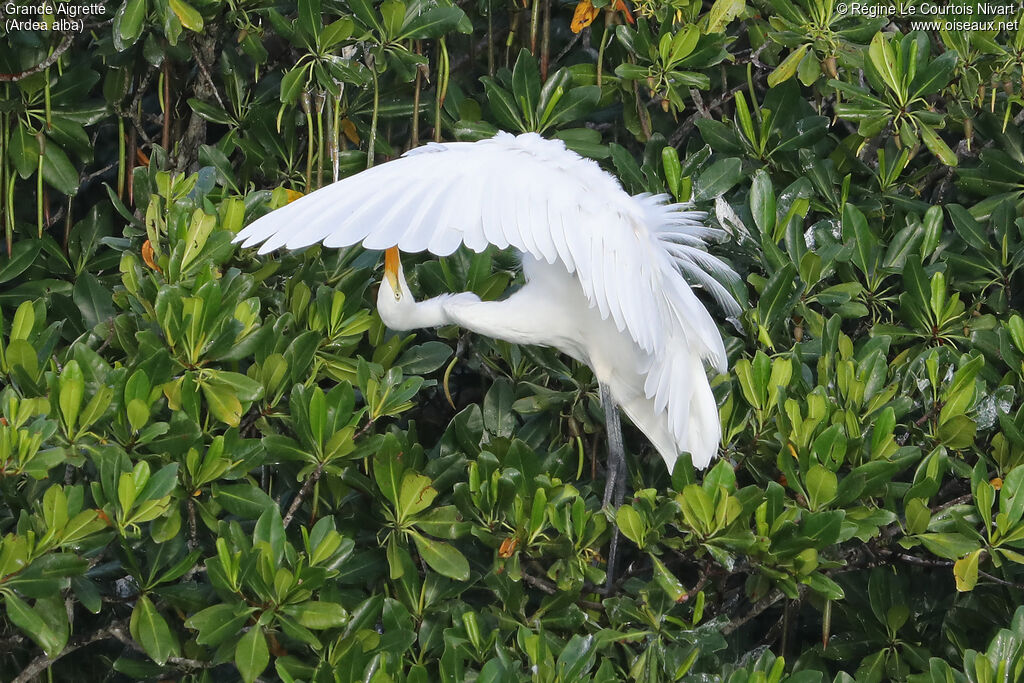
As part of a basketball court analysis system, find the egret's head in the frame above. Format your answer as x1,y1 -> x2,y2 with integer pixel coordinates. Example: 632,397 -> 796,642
385,247 -> 402,299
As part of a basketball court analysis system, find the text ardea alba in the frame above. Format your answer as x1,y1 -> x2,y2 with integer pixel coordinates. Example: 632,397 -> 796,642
234,132 -> 740,582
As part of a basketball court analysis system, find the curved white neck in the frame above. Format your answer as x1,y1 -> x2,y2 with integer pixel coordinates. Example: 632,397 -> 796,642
376,264 -> 451,330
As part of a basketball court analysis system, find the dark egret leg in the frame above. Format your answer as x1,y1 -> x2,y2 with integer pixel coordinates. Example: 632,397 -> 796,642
600,382 -> 627,591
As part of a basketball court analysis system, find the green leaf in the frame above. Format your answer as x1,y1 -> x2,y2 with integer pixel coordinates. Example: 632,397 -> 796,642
73,272 -> 115,330
692,157 -> 743,201
482,77 -> 526,132
868,32 -> 901,96
662,146 -> 682,198
919,123 -> 957,167
410,532 -> 470,580
379,0 -> 405,38
616,505 -> 647,547
168,0 -> 203,31
803,572 -> 845,600
768,45 -> 808,87
213,483 -> 277,519
116,0 -> 147,47
757,263 -> 798,332
909,51 -> 957,98
0,239 -> 41,285
806,465 -> 838,510
6,594 -> 65,657
749,169 -> 775,237
130,596 -> 180,666
398,471 -> 437,520
400,6 -> 467,39
202,381 -> 243,426
42,143 -> 79,195
186,604 -> 252,646
543,86 -> 600,130
917,532 -> 980,560
937,415 -> 976,449
280,602 -> 349,629
650,554 -> 686,602
8,124 -> 39,178
844,203 -> 877,276
511,49 -> 541,125
235,627 -> 270,683
706,0 -> 745,33
374,436 -> 405,508
58,360 -> 85,434
901,258 -> 930,329
905,498 -> 930,535
954,549 -> 982,592
947,204 -> 988,249
280,66 -> 309,105
320,17 -> 354,47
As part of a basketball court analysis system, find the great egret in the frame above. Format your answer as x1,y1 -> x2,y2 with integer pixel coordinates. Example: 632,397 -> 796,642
234,131 -> 740,584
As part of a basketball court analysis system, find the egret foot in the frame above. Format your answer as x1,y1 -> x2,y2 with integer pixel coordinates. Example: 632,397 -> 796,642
600,383 -> 627,592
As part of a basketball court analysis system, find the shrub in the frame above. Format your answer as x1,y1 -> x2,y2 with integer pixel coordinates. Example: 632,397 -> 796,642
1,0 -> 1024,681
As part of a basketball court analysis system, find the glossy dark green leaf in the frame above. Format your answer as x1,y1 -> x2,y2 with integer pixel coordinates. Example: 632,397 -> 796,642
130,596 -> 180,666
235,627 -> 270,683
410,532 -> 469,580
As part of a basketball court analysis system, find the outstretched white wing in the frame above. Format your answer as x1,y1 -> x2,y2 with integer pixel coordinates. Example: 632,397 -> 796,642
234,131 -> 738,375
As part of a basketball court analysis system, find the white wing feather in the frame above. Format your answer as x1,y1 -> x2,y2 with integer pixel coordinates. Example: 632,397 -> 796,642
235,132 -> 739,463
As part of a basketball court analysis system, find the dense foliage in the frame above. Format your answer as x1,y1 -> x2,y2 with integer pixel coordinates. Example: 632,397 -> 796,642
2,0 -> 1024,680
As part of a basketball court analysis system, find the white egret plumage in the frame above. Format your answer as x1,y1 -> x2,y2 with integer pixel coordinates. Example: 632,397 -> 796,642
233,131 -> 740,583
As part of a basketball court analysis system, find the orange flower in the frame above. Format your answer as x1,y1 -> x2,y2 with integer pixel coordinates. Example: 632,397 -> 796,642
991,477 -> 1003,490
285,189 -> 305,204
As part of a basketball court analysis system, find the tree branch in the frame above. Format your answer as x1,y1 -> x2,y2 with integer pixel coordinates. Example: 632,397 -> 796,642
12,620 -> 125,683
283,461 -> 326,529
107,622 -> 212,670
0,35 -> 73,82
722,587 -> 805,636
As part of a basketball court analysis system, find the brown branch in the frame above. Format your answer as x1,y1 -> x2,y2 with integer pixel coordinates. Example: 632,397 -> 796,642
979,570 -> 1024,591
521,567 -> 556,594
883,549 -> 953,568
188,35 -> 227,111
932,493 -> 972,513
107,622 -> 211,670
283,461 -> 326,529
722,587 -> 801,636
522,562 -> 603,610
11,620 -> 125,683
668,83 -> 749,147
0,35 -> 73,82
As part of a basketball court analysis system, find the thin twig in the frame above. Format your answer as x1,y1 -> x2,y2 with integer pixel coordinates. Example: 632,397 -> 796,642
283,461 -> 326,528
668,83 -> 748,146
722,588 -> 792,636
522,562 -> 603,610
979,570 -> 1024,590
12,620 -> 125,683
884,550 -> 953,568
0,35 -> 73,82
107,622 -> 211,670
189,35 -> 227,110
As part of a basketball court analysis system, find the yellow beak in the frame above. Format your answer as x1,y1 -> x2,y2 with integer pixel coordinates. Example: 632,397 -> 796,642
384,247 -> 401,297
